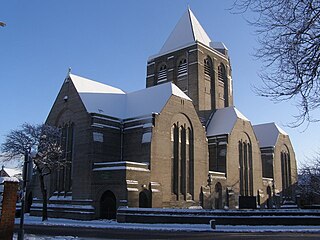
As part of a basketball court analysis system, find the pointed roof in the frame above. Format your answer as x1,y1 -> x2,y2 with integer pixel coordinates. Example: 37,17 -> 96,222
253,122 -> 288,148
206,106 -> 250,137
69,74 -> 191,119
159,8 -> 212,55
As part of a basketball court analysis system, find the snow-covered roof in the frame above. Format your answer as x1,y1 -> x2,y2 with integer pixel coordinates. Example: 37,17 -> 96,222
159,8 -> 212,55
1,167 -> 22,177
69,74 -> 191,119
253,122 -> 288,148
206,106 -> 249,137
0,176 -> 19,183
70,74 -> 125,94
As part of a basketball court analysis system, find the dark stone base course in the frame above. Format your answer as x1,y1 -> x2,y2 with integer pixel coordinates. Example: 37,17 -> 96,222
117,207 -> 320,226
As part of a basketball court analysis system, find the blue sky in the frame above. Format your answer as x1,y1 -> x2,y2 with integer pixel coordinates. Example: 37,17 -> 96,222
0,0 -> 319,167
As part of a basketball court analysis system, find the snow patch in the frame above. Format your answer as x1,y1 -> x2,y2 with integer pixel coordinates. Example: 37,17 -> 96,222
70,74 -> 125,94
73,76 -> 191,120
14,214 -> 320,235
93,166 -> 150,172
142,132 -> 152,143
206,106 -> 249,136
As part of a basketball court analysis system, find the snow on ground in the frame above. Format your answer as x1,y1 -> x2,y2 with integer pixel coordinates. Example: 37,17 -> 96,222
15,214 -> 320,233
15,214 -> 211,232
12,234 -> 80,240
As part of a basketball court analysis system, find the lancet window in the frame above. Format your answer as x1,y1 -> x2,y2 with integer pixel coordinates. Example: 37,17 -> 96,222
57,123 -> 74,194
158,64 -> 167,82
238,138 -> 253,196
177,58 -> 187,78
171,123 -> 194,199
204,58 -> 212,78
218,63 -> 226,82
281,147 -> 291,196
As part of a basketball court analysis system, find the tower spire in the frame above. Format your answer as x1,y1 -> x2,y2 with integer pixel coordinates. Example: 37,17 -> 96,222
65,67 -> 72,83
159,8 -> 211,55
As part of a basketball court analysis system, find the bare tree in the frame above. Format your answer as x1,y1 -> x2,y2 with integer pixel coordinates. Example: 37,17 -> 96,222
232,0 -> 320,126
1,123 -> 64,221
298,152 -> 320,206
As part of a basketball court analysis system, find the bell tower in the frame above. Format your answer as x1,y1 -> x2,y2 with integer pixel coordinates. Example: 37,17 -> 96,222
146,8 -> 233,123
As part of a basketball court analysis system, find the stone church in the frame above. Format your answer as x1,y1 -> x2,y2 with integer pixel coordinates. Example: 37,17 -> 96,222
30,9 -> 297,219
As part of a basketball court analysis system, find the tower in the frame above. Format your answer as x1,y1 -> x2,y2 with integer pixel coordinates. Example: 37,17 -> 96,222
146,8 -> 233,123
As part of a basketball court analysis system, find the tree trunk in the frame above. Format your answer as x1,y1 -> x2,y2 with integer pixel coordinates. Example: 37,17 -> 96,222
37,169 -> 48,221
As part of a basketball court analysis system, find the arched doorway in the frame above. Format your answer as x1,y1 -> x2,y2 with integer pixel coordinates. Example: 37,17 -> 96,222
100,191 -> 116,219
266,186 -> 272,208
139,190 -> 151,208
214,182 -> 223,209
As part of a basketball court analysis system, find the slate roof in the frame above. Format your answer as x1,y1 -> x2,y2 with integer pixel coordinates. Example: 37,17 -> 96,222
156,8 -> 227,57
159,8 -> 211,55
253,122 -> 288,148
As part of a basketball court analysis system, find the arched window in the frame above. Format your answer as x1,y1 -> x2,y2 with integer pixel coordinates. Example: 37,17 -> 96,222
180,126 -> 186,196
218,63 -> 226,82
158,64 -> 167,82
171,124 -> 178,195
204,58 -> 211,78
217,63 -> 229,107
187,127 -> 194,195
57,123 -> 74,194
239,138 -> 253,196
178,58 -> 187,78
171,120 -> 194,200
281,146 -> 291,197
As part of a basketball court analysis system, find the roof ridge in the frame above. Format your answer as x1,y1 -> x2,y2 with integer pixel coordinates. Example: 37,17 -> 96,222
188,8 -> 196,42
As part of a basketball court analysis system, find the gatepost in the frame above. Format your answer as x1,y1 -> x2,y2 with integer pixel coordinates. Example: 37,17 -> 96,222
0,178 -> 19,240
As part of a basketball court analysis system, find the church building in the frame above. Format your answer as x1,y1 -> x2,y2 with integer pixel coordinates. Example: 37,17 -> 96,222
29,9 -> 297,220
